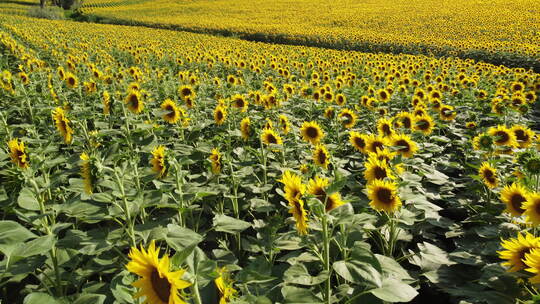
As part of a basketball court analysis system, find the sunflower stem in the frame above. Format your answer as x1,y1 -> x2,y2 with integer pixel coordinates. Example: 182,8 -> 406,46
321,214 -> 331,304
191,280 -> 203,304
114,169 -> 136,247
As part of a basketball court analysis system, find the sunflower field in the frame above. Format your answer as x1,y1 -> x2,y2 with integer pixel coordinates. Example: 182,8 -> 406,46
0,1 -> 540,304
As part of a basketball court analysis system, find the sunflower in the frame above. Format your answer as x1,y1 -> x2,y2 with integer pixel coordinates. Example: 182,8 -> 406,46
364,155 -> 395,182
377,89 -> 390,102
413,115 -> 434,135
523,193 -> 540,225
300,121 -> 324,145
125,90 -> 144,114
324,107 -> 335,119
215,267 -> 237,304
178,85 -> 196,100
52,107 -> 73,144
511,125 -> 535,148
510,81 -> 524,92
214,105 -> 227,125
231,94 -> 248,112
103,91 -> 111,115
261,128 -> 283,146
240,117 -> 251,140
390,133 -> 418,158
498,232 -> 540,273
263,118 -> 274,130
161,99 -> 181,124
365,134 -> 388,153
500,182 -> 529,216
472,132 -> 493,151
126,240 -> 191,304
335,93 -> 346,106
349,131 -> 368,153
279,171 -> 308,235
65,72 -> 78,88
373,148 -> 396,164
465,122 -> 476,129
80,152 -> 95,194
279,115 -> 290,134
8,138 -> 29,169
377,118 -> 394,137
478,162 -> 498,189
439,104 -> 457,121
367,179 -> 402,213
151,146 -> 167,178
338,108 -> 357,129
525,248 -> 540,283
307,176 -> 344,212
313,144 -> 330,169
488,125 -> 517,147
395,112 -> 414,130
209,148 -> 222,174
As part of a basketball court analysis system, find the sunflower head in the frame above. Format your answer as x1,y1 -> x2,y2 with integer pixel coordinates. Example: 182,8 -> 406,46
178,85 -> 196,100
215,267 -> 237,304
231,94 -> 248,112
52,107 -> 73,144
367,179 -> 402,213
498,232 -> 540,273
151,145 -> 167,178
488,125 -> 517,148
8,138 -> 29,169
472,132 -> 493,151
209,148 -> 222,174
161,99 -> 181,124
300,121 -> 324,145
125,90 -> 144,114
439,104 -> 457,121
279,170 -> 305,203
523,193 -> 540,226
313,144 -> 330,170
80,152 -> 96,194
511,125 -> 535,148
349,131 -> 368,154
413,115 -> 434,135
390,133 -> 418,158
307,176 -> 344,212
500,182 -> 529,216
339,109 -> 357,129
365,134 -> 388,153
377,118 -> 394,137
364,155 -> 395,182
279,115 -> 290,134
214,105 -> 227,125
240,117 -> 251,141
478,162 -> 498,189
126,240 -> 191,304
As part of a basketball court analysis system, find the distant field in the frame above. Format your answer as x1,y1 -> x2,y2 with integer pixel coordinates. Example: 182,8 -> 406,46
81,0 -> 540,68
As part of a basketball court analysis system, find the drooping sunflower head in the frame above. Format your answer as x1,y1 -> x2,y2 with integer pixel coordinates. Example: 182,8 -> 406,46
161,99 -> 181,124
338,108 -> 357,129
472,132 -> 493,151
125,90 -> 144,114
478,162 -> 498,189
261,128 -> 283,147
365,134 -> 388,154
390,133 -> 418,158
523,193 -> 540,226
500,182 -> 529,217
103,91 -> 111,115
349,131 -> 368,154
214,105 -> 227,125
80,152 -> 96,194
215,267 -> 237,304
209,148 -> 222,174
511,125 -> 535,148
364,155 -> 395,183
279,115 -> 290,134
126,240 -> 191,304
52,107 -> 73,144
324,107 -> 335,119
279,170 -> 305,203
488,125 -> 517,147
8,138 -> 29,169
498,232 -> 540,273
367,179 -> 402,213
377,117 -> 394,137
150,145 -> 167,178
300,121 -> 324,145
313,144 -> 330,170
240,117 -> 251,141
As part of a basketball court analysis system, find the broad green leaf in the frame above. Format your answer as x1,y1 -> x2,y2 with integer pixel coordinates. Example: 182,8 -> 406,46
73,294 -> 106,304
0,220 -> 36,245
23,292 -> 60,304
12,234 -> 55,260
281,286 -> 323,303
213,214 -> 251,234
283,264 -> 329,285
370,278 -> 418,302
18,187 -> 40,211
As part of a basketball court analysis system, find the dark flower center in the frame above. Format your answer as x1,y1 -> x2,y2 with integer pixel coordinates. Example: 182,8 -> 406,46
150,270 -> 171,303
494,131 -> 509,144
395,139 -> 410,152
376,188 -> 393,204
374,166 -> 387,179
306,127 -> 319,139
510,193 -> 526,214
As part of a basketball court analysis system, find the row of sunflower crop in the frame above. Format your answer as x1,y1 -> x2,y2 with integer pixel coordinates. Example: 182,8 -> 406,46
79,0 -> 540,70
0,12 -> 540,304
